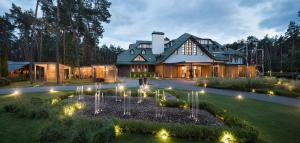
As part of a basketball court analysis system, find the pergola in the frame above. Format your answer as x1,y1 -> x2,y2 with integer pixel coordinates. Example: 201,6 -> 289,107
34,62 -> 71,82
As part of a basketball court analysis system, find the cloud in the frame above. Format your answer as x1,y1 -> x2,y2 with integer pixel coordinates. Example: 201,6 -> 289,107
1,0 -> 299,48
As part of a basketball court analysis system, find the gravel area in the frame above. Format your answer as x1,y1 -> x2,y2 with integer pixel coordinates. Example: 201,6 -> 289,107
78,95 -> 224,126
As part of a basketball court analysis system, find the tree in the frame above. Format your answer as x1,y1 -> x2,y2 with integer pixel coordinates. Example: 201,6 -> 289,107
0,16 -> 12,77
285,21 -> 300,72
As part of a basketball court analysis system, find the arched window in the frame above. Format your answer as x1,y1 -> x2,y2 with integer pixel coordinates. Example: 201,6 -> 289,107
130,50 -> 135,54
141,50 -> 146,54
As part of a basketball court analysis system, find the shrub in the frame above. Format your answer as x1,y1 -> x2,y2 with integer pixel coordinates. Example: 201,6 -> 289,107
0,77 -> 10,86
38,118 -> 115,143
3,103 -> 19,113
8,75 -> 28,82
161,99 -> 186,108
130,72 -> 155,78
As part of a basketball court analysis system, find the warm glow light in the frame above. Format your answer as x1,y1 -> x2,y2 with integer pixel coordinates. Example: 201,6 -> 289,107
237,95 -> 243,100
118,85 -> 125,91
144,85 -> 149,90
268,90 -> 274,95
87,87 -> 92,91
12,90 -> 20,96
200,90 -> 205,94
114,125 -> 122,136
157,129 -> 169,140
49,88 -> 57,93
219,131 -> 236,143
167,86 -> 172,90
204,83 -> 207,88
251,89 -> 256,93
51,98 -> 59,105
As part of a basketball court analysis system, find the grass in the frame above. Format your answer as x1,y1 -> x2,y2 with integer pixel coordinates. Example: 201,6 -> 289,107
0,79 -> 96,89
171,89 -> 300,143
1,89 -> 300,143
197,77 -> 300,98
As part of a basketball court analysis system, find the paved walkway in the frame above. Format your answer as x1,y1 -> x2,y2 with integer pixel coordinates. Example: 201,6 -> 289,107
1,78 -> 300,107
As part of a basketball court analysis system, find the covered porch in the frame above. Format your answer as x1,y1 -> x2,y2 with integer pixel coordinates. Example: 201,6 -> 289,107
155,62 -> 256,79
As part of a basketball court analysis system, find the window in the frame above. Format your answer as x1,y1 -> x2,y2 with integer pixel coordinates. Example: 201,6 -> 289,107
193,43 -> 197,55
130,50 -> 135,54
133,55 -> 145,61
181,45 -> 185,55
141,50 -> 146,54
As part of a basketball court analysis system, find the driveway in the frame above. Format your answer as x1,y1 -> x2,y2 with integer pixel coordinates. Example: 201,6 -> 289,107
1,78 -> 300,107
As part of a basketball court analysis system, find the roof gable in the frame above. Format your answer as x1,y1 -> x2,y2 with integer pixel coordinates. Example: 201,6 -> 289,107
132,55 -> 147,62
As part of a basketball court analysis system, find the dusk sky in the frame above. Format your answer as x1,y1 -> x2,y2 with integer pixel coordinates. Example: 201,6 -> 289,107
1,0 -> 299,48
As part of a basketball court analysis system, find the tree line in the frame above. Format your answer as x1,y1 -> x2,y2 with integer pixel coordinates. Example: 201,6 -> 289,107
226,11 -> 300,73
0,0 -> 124,83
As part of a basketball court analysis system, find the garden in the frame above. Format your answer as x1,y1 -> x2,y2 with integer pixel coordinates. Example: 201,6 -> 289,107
197,77 -> 300,98
1,84 -> 300,143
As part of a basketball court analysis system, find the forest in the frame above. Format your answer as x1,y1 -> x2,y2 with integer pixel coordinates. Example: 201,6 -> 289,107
226,11 -> 300,73
0,0 -> 123,78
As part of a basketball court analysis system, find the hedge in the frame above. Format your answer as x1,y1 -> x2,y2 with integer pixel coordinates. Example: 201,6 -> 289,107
130,72 -> 155,78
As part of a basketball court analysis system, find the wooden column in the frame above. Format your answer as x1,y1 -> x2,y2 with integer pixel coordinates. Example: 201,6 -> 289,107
34,64 -> 36,81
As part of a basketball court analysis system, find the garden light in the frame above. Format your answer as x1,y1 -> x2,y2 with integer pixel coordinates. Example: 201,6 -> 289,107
167,86 -> 172,90
119,85 -> 125,91
237,95 -> 243,100
114,125 -> 122,136
204,83 -> 207,88
268,90 -> 274,95
251,89 -> 256,93
49,88 -> 57,93
219,131 -> 236,143
12,90 -> 20,96
157,129 -> 169,140
87,87 -> 92,91
200,89 -> 205,94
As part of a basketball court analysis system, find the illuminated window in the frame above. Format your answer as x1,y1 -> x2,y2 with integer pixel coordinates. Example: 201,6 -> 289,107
181,45 -> 185,55
193,43 -> 197,55
133,55 -> 145,61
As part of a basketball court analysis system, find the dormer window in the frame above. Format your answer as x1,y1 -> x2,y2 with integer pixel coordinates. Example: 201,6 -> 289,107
141,50 -> 146,54
130,50 -> 135,54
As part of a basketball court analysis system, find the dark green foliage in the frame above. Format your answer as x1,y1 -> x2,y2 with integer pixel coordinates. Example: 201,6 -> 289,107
130,72 -> 156,78
0,77 -> 10,86
161,99 -> 186,108
8,75 -> 28,82
3,103 -> 18,113
3,100 -> 51,119
38,118 -> 115,143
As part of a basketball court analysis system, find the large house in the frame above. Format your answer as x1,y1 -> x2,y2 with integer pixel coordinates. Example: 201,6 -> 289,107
116,32 -> 256,78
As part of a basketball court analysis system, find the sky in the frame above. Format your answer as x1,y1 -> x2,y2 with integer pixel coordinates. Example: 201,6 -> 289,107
0,0 -> 299,49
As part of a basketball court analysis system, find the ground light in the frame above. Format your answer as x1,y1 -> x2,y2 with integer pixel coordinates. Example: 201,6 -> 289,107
86,87 -> 92,92
236,95 -> 243,100
219,131 -> 236,143
251,89 -> 256,93
114,125 -> 122,136
204,83 -> 207,88
49,88 -> 57,93
199,89 -> 205,94
157,129 -> 169,140
268,90 -> 274,96
166,86 -> 172,90
118,85 -> 125,91
12,90 -> 20,96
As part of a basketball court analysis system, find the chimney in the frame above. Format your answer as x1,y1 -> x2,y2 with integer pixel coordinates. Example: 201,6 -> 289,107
152,31 -> 164,54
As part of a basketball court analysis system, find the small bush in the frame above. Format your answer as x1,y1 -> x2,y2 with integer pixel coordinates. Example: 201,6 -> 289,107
0,77 -> 10,86
130,72 -> 155,78
8,75 -> 28,82
3,103 -> 19,113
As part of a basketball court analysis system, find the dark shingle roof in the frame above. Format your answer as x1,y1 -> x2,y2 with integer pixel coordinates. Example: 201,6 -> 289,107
117,33 -> 244,65
8,61 -> 29,72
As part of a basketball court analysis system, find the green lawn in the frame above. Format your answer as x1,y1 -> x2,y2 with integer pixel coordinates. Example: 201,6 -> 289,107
172,89 -> 300,143
0,90 -> 300,143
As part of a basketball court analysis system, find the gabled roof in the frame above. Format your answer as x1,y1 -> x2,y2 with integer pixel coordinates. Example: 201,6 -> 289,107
117,46 -> 156,65
156,33 -> 227,63
8,61 -> 30,72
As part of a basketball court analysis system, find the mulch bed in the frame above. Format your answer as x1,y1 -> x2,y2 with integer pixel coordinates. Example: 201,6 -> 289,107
77,95 -> 224,126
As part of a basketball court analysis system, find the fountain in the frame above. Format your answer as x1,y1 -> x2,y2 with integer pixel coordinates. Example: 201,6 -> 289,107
155,90 -> 165,118
115,84 -> 123,102
137,84 -> 148,104
123,90 -> 131,116
188,91 -> 199,121
94,83 -> 104,115
76,86 -> 84,100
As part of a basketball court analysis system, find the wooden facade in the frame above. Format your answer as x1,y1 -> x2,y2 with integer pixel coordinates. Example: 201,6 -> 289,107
155,63 -> 256,79
92,65 -> 118,83
34,62 -> 71,82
